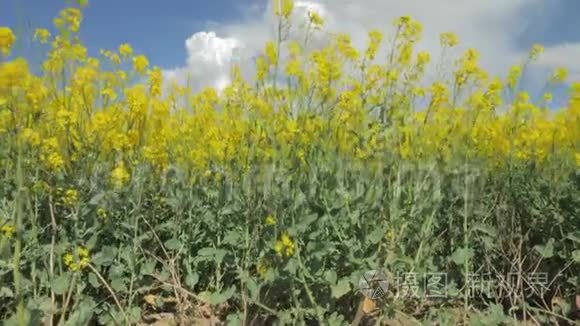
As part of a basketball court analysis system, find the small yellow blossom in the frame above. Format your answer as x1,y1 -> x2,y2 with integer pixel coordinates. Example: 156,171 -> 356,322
440,32 -> 459,48
132,55 -> 149,74
63,246 -> 90,272
265,215 -> 277,226
265,41 -> 278,66
308,10 -> 324,28
273,0 -> 294,18
0,27 -> 16,56
1,224 -> 15,238
97,207 -> 108,221
365,29 -> 383,60
551,67 -> 568,83
529,43 -> 544,60
507,65 -> 522,90
256,258 -> 270,279
111,161 -> 130,188
274,232 -> 295,257
119,43 -> 133,58
33,28 -> 51,44
62,189 -> 79,207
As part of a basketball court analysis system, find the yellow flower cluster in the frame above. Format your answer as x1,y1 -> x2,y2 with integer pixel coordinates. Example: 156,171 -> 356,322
265,215 -> 277,226
0,27 -> 16,56
61,188 -> 79,208
0,3 -> 577,200
274,233 -> 295,257
1,223 -> 15,238
63,246 -> 90,272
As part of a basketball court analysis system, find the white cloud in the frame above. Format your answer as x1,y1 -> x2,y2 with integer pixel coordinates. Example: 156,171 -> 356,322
164,31 -> 241,92
165,0 -> 567,92
538,43 -> 580,81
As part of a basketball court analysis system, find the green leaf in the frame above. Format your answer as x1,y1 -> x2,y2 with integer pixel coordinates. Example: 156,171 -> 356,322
226,313 -> 243,326
164,238 -> 181,251
284,258 -> 298,274
246,277 -> 260,300
326,312 -> 346,326
0,286 -> 13,298
565,232 -> 580,243
534,239 -> 554,258
110,278 -> 127,293
52,274 -> 70,295
199,286 -> 236,305
325,270 -> 338,285
141,260 -> 156,276
197,247 -> 216,256
296,213 -> 318,232
88,193 -> 105,205
128,306 -> 142,323
185,272 -> 199,288
197,247 -> 227,263
472,223 -> 496,237
331,278 -> 351,298
451,247 -> 474,266
367,227 -> 384,244
88,272 -> 101,289
572,250 -> 580,263
86,233 -> 99,250
223,230 -> 242,245
92,246 -> 117,266
64,298 -> 95,326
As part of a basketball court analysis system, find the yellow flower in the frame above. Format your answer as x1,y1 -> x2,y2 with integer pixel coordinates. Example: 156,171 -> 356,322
148,66 -> 162,97
256,56 -> 269,82
119,43 -> 133,58
97,207 -> 108,221
507,65 -> 522,90
0,58 -> 30,89
265,215 -> 277,226
1,223 -> 15,238
274,232 -> 295,257
63,246 -> 90,272
132,55 -> 149,74
62,189 -> 79,207
336,33 -> 359,62
308,10 -> 324,28
77,0 -> 89,8
33,28 -> 51,44
111,161 -> 130,188
256,259 -> 269,279
529,43 -> 544,61
264,41 -> 278,66
273,0 -> 294,18
20,128 -> 41,146
440,32 -> 459,48
0,27 -> 16,56
417,51 -> 430,65
551,67 -> 568,83
365,29 -> 383,60
395,16 -> 411,27
55,8 -> 82,33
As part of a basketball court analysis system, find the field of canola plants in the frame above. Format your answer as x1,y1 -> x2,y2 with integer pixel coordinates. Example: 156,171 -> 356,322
0,0 -> 579,325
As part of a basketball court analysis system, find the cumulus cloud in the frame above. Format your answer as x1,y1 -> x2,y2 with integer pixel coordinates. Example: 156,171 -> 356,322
165,0 -> 566,93
164,31 -> 240,92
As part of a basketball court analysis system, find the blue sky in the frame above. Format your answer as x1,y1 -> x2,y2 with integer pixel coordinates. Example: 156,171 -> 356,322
2,0 -> 579,104
2,0 -> 260,67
